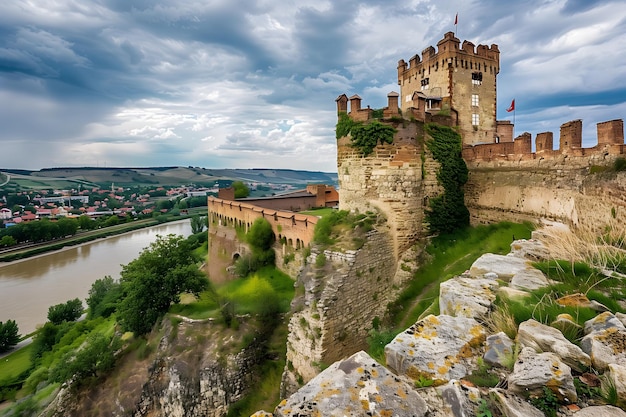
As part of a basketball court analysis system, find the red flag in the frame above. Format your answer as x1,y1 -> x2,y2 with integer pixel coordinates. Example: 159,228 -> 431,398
506,99 -> 515,112
454,13 -> 458,25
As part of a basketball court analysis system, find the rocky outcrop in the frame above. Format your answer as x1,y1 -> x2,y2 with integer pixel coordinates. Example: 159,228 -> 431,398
275,351 -> 428,416
45,318 -> 266,417
508,347 -> 577,403
517,319 -> 591,372
263,236 -> 626,417
384,314 -> 485,383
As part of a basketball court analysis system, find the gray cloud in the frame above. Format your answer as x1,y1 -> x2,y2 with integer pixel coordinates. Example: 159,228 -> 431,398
0,0 -> 625,172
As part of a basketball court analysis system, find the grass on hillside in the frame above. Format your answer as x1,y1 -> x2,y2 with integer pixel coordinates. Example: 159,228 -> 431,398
390,221 -> 534,331
496,259 -> 626,343
300,207 -> 336,218
0,344 -> 33,387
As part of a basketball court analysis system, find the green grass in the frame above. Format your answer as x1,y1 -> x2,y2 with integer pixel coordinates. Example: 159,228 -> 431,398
0,344 -> 33,383
391,222 -> 533,330
219,266 -> 294,315
300,207 -> 336,218
169,291 -> 220,319
497,259 -> 626,342
226,321 -> 289,416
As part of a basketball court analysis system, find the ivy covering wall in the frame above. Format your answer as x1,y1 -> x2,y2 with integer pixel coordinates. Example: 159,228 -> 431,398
336,113 -> 396,156
424,123 -> 470,234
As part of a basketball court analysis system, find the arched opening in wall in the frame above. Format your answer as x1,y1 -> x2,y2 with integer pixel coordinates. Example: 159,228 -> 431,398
233,252 -> 241,260
423,196 -> 429,206
296,239 -> 301,250
288,238 -> 293,248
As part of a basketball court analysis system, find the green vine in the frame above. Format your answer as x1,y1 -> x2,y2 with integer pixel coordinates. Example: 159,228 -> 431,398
336,113 -> 396,156
424,123 -> 469,234
336,112 -> 356,139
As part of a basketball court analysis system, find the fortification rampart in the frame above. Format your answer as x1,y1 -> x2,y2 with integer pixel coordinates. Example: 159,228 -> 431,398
465,155 -> 626,232
462,119 -> 625,162
207,197 -> 319,249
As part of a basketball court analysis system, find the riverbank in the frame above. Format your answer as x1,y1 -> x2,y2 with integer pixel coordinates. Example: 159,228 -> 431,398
0,207 -> 207,263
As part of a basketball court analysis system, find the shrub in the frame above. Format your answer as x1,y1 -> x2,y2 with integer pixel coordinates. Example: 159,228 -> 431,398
47,298 -> 83,325
614,157 -> 626,171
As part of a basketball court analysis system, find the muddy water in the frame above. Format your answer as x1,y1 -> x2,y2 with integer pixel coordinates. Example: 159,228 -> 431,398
0,220 -> 193,334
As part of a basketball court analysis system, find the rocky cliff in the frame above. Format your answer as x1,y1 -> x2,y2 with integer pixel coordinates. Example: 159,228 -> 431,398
44,316 -> 269,417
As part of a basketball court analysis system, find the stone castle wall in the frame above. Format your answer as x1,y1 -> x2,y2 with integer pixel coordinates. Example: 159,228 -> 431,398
282,227 -> 417,395
336,121 -> 441,255
465,156 -> 626,231
208,196 -> 318,248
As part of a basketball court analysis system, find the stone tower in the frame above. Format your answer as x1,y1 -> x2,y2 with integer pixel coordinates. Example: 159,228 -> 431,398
397,32 -> 501,145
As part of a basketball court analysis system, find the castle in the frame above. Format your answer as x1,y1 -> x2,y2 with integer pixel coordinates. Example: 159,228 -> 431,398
336,32 -> 626,252
337,31 -> 625,162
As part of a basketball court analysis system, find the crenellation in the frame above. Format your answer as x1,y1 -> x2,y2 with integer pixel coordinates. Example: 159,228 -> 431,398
463,118 -> 625,162
560,119 -> 583,151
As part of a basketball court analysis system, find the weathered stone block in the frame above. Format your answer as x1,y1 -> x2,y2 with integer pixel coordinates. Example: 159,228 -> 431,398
385,315 -> 485,383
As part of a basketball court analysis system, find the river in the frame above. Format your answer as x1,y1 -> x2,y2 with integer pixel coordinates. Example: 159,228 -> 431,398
0,220 -> 193,335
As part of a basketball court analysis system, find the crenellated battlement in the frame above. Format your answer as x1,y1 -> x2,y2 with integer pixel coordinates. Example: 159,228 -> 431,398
462,119 -> 625,162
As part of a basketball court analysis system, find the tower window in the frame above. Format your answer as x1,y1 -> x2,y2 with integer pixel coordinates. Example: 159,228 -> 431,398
472,72 -> 483,86
421,78 -> 429,90
471,94 -> 479,106
472,113 -> 480,126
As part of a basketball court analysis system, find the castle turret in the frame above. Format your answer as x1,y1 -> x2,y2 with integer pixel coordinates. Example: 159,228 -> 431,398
398,32 -> 500,146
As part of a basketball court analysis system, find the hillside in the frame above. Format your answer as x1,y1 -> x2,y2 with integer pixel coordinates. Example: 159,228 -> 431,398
0,167 -> 338,189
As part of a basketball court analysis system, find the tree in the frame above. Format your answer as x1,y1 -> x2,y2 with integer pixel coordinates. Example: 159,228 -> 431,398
247,217 -> 275,251
48,298 -> 83,324
0,320 -> 20,353
118,234 -> 208,335
51,333 -> 119,386
235,218 -> 276,276
232,181 -> 250,198
0,235 -> 16,247
56,217 -> 78,237
86,276 -> 122,319
78,214 -> 95,230
190,215 -> 207,234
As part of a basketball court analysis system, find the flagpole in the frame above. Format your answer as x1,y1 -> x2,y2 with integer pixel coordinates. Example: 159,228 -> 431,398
454,12 -> 458,36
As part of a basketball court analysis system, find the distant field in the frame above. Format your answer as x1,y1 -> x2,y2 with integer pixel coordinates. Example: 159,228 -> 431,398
0,167 -> 338,189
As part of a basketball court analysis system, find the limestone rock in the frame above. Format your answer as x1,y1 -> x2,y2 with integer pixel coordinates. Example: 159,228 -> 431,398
581,313 -> 626,372
484,332 -> 515,368
517,319 -> 590,372
572,405 -> 626,417
497,286 -> 531,301
510,268 -> 550,291
439,275 -> 498,319
607,363 -> 626,409
616,312 -> 626,328
251,412 -> 274,417
507,347 -> 577,403
584,311 -> 626,335
509,238 -> 550,261
469,253 -> 529,280
385,315 -> 485,383
274,351 -> 428,417
438,380 -> 481,417
489,388 -> 544,417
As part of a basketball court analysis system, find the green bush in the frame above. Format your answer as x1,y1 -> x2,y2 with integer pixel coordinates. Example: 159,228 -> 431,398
614,157 -> 626,171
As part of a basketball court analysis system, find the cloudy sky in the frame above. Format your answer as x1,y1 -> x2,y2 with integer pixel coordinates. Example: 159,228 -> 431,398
1,0 -> 625,172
